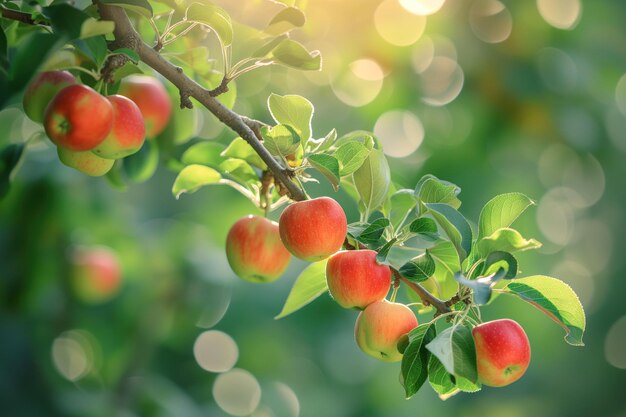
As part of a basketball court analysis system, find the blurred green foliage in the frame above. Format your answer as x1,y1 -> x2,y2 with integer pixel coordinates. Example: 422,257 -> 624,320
1,0 -> 626,416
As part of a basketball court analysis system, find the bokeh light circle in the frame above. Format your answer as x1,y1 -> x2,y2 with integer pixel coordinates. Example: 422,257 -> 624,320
399,0 -> 446,16
537,0 -> 582,30
420,56 -> 464,106
605,316 -> 626,369
374,0 -> 427,46
193,330 -> 239,373
374,110 -> 424,158
331,59 -> 384,107
615,74 -> 626,117
213,369 -> 261,416
51,330 -> 94,382
470,0 -> 513,44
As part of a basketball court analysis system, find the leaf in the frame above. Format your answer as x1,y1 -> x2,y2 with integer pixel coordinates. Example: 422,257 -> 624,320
109,47 -> 140,63
386,189 -> 417,232
252,34 -> 289,57
426,326 -> 477,383
43,4 -> 88,39
347,218 -> 390,245
308,154 -> 340,190
478,193 -> 535,240
426,203 -> 472,263
100,0 -> 153,18
261,124 -> 301,158
353,148 -> 390,216
123,139 -> 159,183
428,356 -> 459,399
401,323 -> 437,398
483,251 -> 518,279
80,18 -> 115,39
454,271 -> 503,305
172,164 -> 222,199
409,217 -> 438,237
502,276 -> 586,346
309,128 -> 337,153
0,144 -> 25,200
335,131 -> 375,149
180,142 -> 226,167
74,36 -> 109,68
267,93 -> 313,141
219,158 -> 258,184
275,260 -> 328,319
399,252 -> 435,283
415,174 -> 461,209
375,238 -> 397,264
186,2 -> 233,46
221,138 -> 266,169
384,246 -> 424,270
429,240 -> 460,273
270,38 -> 322,71
333,141 -> 371,176
477,227 -> 542,256
265,6 -> 306,35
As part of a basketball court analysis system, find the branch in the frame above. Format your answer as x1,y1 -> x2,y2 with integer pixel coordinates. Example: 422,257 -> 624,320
0,5 -> 40,25
96,2 -> 307,202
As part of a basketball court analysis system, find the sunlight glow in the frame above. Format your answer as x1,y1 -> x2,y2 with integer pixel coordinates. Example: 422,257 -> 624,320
399,0 -> 446,16
332,59 -> 384,107
375,0 -> 427,46
374,110 -> 424,158
605,316 -> 626,369
194,330 -> 238,373
537,0 -> 582,30
213,369 -> 262,416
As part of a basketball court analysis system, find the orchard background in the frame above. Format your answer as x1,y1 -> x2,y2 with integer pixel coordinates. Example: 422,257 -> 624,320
1,0 -> 626,416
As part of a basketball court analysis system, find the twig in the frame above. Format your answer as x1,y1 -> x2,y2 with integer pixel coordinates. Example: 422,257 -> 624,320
0,5 -> 41,25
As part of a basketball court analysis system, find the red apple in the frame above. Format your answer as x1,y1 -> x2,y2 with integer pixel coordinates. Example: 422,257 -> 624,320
118,75 -> 172,137
472,319 -> 531,387
279,197 -> 347,262
355,300 -> 418,362
22,70 -> 77,123
44,84 -> 114,151
226,215 -> 291,283
326,249 -> 391,309
57,146 -> 114,176
92,95 -> 146,159
70,246 -> 122,303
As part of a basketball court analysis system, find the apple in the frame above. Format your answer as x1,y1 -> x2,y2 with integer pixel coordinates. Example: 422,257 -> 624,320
326,249 -> 391,309
226,215 -> 291,283
44,84 -> 114,151
354,300 -> 418,362
92,95 -> 146,159
22,70 -> 77,123
70,246 -> 122,303
118,75 -> 172,137
472,319 -> 531,387
279,197 -> 347,262
57,146 -> 114,176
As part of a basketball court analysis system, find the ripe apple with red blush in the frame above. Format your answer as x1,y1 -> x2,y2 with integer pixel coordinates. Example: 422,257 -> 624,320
57,147 -> 114,176
92,95 -> 146,159
70,246 -> 122,303
226,215 -> 291,283
279,197 -> 347,262
118,75 -> 172,137
472,319 -> 531,387
355,300 -> 418,362
326,249 -> 391,309
44,84 -> 113,151
23,70 -> 77,123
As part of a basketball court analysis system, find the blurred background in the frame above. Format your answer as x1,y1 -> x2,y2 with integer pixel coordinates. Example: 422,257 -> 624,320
1,0 -> 626,416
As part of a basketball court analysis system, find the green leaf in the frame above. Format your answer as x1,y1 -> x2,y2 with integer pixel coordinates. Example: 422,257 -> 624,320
221,138 -> 266,169
100,0 -> 153,18
454,271 -> 503,305
270,38 -> 322,71
219,158 -> 258,184
409,217 -> 438,236
309,128 -> 337,153
181,142 -> 226,167
0,144 -> 25,200
80,18 -> 115,39
375,238 -> 397,264
502,276 -> 586,346
109,47 -> 140,63
261,124 -> 301,158
428,356 -> 459,399
308,154 -> 340,190
335,131 -> 376,149
478,193 -> 535,240
429,240 -> 460,273
172,164 -> 222,199
347,218 -> 390,245
426,203 -> 472,263
401,323 -> 437,398
483,251 -> 518,279
477,227 -> 542,256
265,6 -> 306,35
426,325 -> 477,383
399,252 -> 435,282
415,175 -> 461,209
333,141 -> 371,176
74,36 -> 109,68
267,93 -> 313,141
353,148 -> 390,216
389,189 -> 417,230
252,34 -> 288,58
43,4 -> 88,39
275,260 -> 328,319
123,139 -> 159,183
186,2 -> 233,46
384,246 -> 424,270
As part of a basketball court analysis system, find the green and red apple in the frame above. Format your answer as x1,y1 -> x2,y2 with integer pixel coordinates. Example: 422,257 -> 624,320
22,70 -> 77,123
70,246 -> 122,303
57,147 -> 114,176
279,197 -> 347,262
326,249 -> 391,309
92,95 -> 146,159
118,75 -> 172,137
226,215 -> 291,283
44,84 -> 113,151
355,300 -> 418,362
472,319 -> 531,387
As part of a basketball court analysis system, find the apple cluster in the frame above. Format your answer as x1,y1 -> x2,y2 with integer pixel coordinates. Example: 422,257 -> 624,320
226,196 -> 533,388
22,71 -> 172,176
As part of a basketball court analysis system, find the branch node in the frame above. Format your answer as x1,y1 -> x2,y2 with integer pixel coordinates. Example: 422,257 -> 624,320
180,91 -> 193,109
208,76 -> 230,97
